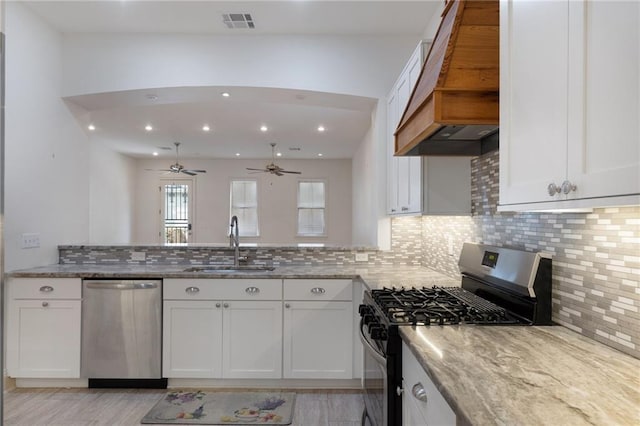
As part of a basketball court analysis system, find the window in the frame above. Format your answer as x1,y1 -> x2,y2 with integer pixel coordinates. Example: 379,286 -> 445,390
297,180 -> 326,236
230,180 -> 259,236
160,179 -> 193,244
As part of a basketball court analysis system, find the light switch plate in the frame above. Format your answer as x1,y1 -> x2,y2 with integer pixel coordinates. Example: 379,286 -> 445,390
21,233 -> 40,249
131,251 -> 146,261
355,252 -> 369,262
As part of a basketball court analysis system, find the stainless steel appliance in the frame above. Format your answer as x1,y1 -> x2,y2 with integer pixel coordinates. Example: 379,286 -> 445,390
81,279 -> 165,388
359,243 -> 552,426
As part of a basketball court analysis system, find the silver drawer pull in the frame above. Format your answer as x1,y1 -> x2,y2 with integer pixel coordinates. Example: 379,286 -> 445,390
223,303 -> 229,308
39,286 -> 54,293
185,286 -> 200,294
215,302 -> 221,308
411,383 -> 428,402
310,287 -> 326,295
245,286 -> 260,295
42,301 -> 49,307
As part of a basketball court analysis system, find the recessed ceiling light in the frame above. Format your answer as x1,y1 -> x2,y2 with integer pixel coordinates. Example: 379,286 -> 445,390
235,153 -> 240,156
318,153 -> 323,157
146,94 -> 158,100
317,125 -> 326,132
152,152 -> 159,156
222,92 -> 230,97
202,125 -> 210,132
145,124 -> 153,131
276,152 -> 282,157
87,124 -> 96,131
260,125 -> 268,132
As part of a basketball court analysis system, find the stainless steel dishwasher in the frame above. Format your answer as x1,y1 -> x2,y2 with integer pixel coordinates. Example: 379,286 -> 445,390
81,279 -> 165,387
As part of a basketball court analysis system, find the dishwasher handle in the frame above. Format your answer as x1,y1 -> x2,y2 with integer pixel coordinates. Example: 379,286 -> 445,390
84,281 -> 159,290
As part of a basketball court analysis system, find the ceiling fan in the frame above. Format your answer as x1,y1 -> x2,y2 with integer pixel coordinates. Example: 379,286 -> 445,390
246,143 -> 301,176
153,142 -> 207,176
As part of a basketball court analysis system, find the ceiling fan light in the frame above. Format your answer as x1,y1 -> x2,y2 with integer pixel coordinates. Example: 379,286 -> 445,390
202,125 -> 210,132
145,124 -> 153,131
317,125 -> 325,132
260,125 -> 268,132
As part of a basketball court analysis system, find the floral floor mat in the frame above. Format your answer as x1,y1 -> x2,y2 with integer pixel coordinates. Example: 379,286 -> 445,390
141,390 -> 295,425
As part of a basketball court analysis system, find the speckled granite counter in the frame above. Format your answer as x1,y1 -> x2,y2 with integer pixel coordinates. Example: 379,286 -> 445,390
5,263 -> 460,289
401,325 -> 640,426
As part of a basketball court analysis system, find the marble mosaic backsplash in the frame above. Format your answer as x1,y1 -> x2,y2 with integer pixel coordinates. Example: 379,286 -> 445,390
392,150 -> 640,359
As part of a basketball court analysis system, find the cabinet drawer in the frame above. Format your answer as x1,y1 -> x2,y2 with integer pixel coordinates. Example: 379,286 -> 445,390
284,279 -> 352,301
164,279 -> 282,300
9,278 -> 81,300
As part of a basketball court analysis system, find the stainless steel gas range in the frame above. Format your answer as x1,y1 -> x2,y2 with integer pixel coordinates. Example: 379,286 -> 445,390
359,243 -> 553,426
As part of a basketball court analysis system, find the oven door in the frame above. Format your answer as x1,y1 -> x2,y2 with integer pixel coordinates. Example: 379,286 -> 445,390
359,319 -> 387,426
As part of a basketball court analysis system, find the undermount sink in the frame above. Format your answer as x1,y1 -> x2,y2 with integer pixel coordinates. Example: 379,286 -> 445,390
183,265 -> 276,273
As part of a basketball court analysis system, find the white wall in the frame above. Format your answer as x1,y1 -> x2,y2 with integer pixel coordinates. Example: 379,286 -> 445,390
133,158 -> 352,246
4,2 -> 90,271
89,142 -> 136,243
61,34 -> 419,100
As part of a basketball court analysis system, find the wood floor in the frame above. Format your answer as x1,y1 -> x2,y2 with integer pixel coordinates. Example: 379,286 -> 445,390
3,388 -> 364,426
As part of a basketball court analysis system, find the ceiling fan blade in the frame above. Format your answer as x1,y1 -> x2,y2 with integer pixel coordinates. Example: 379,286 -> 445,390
180,170 -> 197,176
246,168 -> 269,172
184,169 -> 207,173
248,171 -> 266,174
280,170 -> 302,174
275,171 -> 284,176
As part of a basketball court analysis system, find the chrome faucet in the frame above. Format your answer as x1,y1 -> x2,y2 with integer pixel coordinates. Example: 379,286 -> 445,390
229,215 -> 240,267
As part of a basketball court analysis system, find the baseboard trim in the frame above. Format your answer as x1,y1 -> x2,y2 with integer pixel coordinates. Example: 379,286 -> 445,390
167,378 -> 361,389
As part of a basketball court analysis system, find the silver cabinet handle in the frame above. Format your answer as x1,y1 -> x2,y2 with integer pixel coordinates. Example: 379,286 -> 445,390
561,180 -> 577,194
396,386 -> 404,396
401,206 -> 409,211
285,303 -> 291,308
39,286 -> 54,293
391,209 -> 396,213
245,286 -> 260,295
42,301 -> 49,307
223,303 -> 229,308
547,183 -> 561,196
411,383 -> 428,402
185,286 -> 200,294
310,287 -> 326,295
215,302 -> 221,308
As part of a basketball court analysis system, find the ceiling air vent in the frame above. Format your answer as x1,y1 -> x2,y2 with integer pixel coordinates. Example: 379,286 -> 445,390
222,13 -> 255,29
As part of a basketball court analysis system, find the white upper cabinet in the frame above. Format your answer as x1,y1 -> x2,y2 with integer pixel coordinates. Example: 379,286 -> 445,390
500,0 -> 640,210
388,41 -> 425,215
388,41 -> 471,216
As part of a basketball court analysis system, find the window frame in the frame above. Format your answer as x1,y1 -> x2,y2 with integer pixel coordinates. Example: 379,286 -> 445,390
229,178 -> 260,238
296,179 -> 328,237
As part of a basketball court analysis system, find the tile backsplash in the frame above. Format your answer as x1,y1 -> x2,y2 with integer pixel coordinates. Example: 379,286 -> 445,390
392,150 -> 640,358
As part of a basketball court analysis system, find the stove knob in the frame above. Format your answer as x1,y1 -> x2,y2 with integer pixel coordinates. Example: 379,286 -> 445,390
370,325 -> 387,341
362,314 -> 374,325
358,304 -> 371,316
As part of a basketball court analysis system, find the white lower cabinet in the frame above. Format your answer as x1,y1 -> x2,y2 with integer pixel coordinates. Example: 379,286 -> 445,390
402,342 -> 455,426
283,279 -> 354,379
163,300 -> 223,378
223,301 -> 282,379
162,279 -> 282,379
6,278 -> 82,378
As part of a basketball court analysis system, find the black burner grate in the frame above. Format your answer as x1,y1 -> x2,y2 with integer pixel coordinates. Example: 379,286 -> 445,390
370,286 -> 521,326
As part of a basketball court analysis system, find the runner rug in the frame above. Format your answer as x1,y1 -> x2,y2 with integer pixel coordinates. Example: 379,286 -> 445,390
141,390 -> 296,425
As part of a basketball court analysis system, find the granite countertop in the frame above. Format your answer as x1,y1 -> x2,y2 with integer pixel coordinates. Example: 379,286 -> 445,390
401,325 -> 640,426
6,264 -> 460,290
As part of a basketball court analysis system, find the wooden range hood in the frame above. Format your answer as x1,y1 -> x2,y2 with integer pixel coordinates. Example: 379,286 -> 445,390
395,0 -> 499,156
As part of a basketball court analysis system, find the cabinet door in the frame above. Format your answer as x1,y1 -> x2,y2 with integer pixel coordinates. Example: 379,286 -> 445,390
567,0 -> 640,200
499,0 -> 570,205
162,300 -> 223,378
283,301 -> 353,379
222,301 -> 282,379
388,92 -> 401,214
402,342 -> 455,426
7,300 -> 81,378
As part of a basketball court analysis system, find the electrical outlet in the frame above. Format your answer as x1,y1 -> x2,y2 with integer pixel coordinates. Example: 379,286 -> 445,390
21,233 -> 40,249
131,251 -> 146,261
355,252 -> 369,262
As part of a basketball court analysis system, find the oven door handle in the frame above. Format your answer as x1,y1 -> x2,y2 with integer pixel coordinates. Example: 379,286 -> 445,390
359,318 -> 387,366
